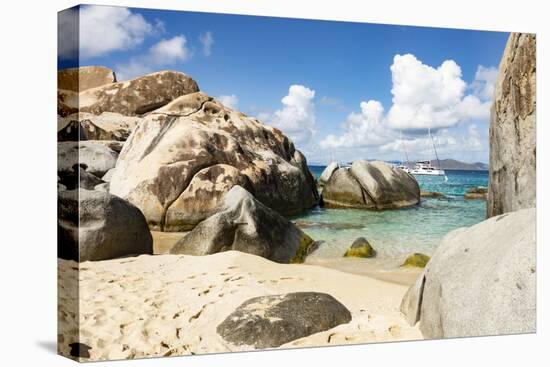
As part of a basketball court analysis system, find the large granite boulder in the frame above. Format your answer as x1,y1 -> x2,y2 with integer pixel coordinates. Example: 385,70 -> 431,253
110,92 -> 318,231
58,189 -> 153,262
76,70 -> 199,116
217,292 -> 352,348
318,161 -> 339,186
487,33 -> 536,217
170,186 -> 317,263
58,112 -> 141,141
58,141 -> 118,177
58,66 -> 116,92
322,161 -> 419,209
400,208 -> 536,338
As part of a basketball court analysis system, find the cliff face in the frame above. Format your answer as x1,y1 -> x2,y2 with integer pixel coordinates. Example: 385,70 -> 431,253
487,33 -> 536,218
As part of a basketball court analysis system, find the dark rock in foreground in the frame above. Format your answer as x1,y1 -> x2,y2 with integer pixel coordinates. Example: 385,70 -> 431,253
401,208 -> 535,338
170,186 -> 316,263
58,189 -> 153,261
217,292 -> 352,348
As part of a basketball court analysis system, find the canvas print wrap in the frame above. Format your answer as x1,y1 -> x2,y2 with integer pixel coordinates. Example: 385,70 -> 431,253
57,5 -> 536,362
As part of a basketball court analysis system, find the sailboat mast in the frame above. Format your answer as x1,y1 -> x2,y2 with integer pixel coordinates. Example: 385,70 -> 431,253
400,130 -> 411,167
428,128 -> 441,169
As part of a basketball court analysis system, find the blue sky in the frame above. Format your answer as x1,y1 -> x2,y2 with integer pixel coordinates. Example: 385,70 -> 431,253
58,5 -> 509,165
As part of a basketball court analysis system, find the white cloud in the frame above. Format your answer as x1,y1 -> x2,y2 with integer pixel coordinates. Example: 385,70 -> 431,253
471,65 -> 498,100
217,94 -> 239,109
149,36 -> 191,64
78,6 -> 155,59
263,85 -> 316,144
320,100 -> 394,149
386,54 -> 494,130
380,124 -> 484,158
318,54 -> 496,153
199,31 -> 214,57
115,35 -> 191,80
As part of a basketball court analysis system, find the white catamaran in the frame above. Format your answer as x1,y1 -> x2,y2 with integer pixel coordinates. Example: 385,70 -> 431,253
397,128 -> 446,176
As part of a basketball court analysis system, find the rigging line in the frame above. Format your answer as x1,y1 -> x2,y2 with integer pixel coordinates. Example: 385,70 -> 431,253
428,128 -> 442,170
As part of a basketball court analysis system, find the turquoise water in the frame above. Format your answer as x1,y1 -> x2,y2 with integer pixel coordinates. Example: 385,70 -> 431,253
295,167 -> 487,263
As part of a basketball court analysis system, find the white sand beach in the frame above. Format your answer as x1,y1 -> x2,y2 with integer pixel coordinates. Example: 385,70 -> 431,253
58,251 -> 422,361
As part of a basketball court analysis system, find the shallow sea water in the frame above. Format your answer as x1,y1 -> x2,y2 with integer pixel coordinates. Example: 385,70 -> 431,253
294,166 -> 488,279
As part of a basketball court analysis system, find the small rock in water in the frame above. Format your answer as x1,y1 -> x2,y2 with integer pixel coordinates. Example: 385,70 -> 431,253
401,253 -> 431,268
343,237 -> 376,258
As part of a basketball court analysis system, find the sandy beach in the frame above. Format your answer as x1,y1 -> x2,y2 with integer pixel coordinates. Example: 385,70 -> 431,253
58,251 -> 422,361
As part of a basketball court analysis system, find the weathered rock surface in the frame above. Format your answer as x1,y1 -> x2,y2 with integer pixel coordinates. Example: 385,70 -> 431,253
318,162 -> 339,186
343,237 -> 376,258
400,208 -> 536,338
58,189 -> 153,261
58,112 -> 141,141
58,141 -> 118,177
58,66 -> 116,92
110,92 -> 318,231
170,186 -> 316,263
488,33 -> 536,217
76,71 -> 199,116
217,292 -> 352,348
322,161 -> 420,209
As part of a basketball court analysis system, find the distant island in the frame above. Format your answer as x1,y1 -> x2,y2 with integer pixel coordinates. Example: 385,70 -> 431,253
429,159 -> 488,171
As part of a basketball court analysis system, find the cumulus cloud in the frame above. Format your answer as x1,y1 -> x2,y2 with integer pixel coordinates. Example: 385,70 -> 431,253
199,31 -> 214,57
115,35 -> 191,80
471,65 -> 498,100
320,100 -> 393,149
380,123 -> 484,158
386,54 -> 491,130
77,6 -> 156,59
318,54 -> 496,153
262,85 -> 316,144
217,94 -> 239,109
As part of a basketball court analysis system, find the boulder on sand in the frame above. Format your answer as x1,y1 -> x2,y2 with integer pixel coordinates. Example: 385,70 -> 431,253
322,160 -> 420,209
110,91 -> 318,231
170,186 -> 317,263
400,208 -> 536,338
401,253 -> 430,268
487,33 -> 536,217
58,189 -> 153,262
217,292 -> 352,349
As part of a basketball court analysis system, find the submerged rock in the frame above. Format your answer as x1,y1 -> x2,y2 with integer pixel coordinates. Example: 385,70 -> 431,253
322,161 -> 420,210
464,187 -> 487,200
401,253 -> 430,268
344,237 -> 376,258
170,186 -> 317,263
217,292 -> 352,348
487,33 -> 536,217
421,191 -> 445,198
400,208 -> 536,338
110,92 -> 318,231
58,189 -> 153,262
